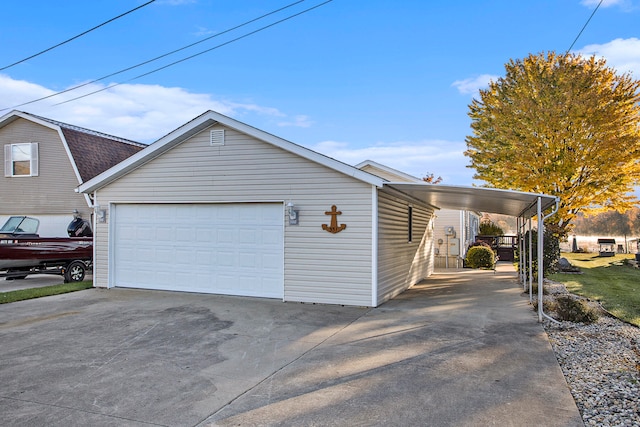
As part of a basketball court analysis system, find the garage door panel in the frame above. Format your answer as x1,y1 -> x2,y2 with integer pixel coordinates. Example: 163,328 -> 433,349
113,203 -> 283,298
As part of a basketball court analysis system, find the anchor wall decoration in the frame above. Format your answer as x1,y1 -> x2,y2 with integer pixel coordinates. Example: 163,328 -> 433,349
322,205 -> 347,234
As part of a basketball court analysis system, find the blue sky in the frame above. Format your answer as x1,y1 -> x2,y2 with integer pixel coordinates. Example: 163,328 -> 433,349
1,0 -> 639,184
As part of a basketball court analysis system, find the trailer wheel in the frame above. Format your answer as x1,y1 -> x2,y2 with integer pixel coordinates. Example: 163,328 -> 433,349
64,261 -> 86,283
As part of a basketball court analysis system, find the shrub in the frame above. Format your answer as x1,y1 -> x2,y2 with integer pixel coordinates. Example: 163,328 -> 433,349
550,296 -> 600,324
526,228 -> 561,276
465,245 -> 495,269
479,220 -> 504,236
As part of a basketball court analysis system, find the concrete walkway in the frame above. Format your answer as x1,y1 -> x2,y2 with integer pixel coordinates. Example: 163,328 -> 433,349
0,264 -> 583,426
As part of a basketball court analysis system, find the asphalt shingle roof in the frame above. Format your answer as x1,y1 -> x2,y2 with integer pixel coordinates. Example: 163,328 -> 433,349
24,112 -> 146,182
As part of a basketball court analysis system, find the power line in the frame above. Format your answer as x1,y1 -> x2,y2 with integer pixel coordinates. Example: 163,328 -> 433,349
566,0 -> 603,53
0,0 -> 311,112
0,0 -> 156,72
53,1 -> 333,107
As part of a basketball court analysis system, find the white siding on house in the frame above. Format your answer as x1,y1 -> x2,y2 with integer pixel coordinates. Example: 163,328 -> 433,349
94,125 -> 375,307
376,189 -> 434,304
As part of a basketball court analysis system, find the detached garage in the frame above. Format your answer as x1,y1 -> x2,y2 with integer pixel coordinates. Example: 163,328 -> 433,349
79,110 -> 557,307
79,110 -> 436,307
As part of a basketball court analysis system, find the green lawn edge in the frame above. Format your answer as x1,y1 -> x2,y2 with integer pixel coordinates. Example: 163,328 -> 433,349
549,253 -> 640,327
0,281 -> 93,304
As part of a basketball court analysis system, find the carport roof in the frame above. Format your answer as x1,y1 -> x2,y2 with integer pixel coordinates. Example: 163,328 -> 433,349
384,183 -> 558,218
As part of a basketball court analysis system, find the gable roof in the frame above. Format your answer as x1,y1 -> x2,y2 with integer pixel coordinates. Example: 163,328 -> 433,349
78,110 -> 386,193
0,111 -> 146,183
355,160 -> 422,183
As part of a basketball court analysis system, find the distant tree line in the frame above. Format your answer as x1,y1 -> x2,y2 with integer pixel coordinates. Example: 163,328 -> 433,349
571,207 -> 640,236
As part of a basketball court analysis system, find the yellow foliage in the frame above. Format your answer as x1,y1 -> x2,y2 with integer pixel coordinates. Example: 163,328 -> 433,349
465,52 -> 640,232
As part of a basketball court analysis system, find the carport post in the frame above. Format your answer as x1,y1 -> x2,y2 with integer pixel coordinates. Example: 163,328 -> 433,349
520,217 -> 527,290
537,196 -> 560,323
528,217 -> 533,304
517,217 -> 522,285
519,216 -> 526,289
537,197 -> 544,322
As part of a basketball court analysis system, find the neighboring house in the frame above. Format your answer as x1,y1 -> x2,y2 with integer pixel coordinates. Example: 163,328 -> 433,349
0,111 -> 145,236
78,111 -> 557,307
356,161 -> 481,269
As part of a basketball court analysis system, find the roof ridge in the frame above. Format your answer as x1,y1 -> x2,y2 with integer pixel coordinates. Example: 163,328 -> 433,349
20,111 -> 147,147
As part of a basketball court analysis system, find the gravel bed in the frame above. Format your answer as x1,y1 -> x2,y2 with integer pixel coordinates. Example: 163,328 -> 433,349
540,281 -> 640,426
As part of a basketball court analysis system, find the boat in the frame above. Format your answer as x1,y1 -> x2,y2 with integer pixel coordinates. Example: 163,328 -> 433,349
0,215 -> 92,282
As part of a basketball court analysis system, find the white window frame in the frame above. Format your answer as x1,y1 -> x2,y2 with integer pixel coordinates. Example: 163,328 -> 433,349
4,143 -> 39,177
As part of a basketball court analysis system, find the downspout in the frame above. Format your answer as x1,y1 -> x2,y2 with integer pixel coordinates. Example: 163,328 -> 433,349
371,186 -> 379,307
537,196 -> 560,323
90,191 -> 98,285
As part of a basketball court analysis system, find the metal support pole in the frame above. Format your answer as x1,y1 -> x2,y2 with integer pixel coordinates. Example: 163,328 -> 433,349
537,196 -> 560,323
537,197 -> 544,323
528,217 -> 533,303
519,217 -> 525,287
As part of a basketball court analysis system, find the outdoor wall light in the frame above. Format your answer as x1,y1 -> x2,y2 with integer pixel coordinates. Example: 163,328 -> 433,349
96,207 -> 107,223
286,201 -> 299,225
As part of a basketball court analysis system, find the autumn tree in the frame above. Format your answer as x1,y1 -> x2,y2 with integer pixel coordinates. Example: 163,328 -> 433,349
422,173 -> 442,184
465,52 -> 640,236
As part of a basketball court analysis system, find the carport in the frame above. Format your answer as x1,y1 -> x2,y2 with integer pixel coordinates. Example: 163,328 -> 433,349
384,183 -> 559,322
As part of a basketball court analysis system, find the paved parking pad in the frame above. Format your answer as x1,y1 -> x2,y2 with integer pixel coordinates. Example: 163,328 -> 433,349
0,265 -> 583,426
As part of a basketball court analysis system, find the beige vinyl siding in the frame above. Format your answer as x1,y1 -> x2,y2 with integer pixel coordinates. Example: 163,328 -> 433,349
94,125 -> 374,306
377,189 -> 434,304
433,209 -> 463,268
0,119 -> 90,218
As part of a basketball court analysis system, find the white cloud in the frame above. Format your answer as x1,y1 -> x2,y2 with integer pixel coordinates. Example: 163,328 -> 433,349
0,75 -> 291,142
451,74 -> 498,95
277,115 -> 313,128
193,26 -> 216,37
578,38 -> 640,76
0,75 -> 477,185
158,0 -> 197,5
309,140 -> 474,185
580,0 -> 632,9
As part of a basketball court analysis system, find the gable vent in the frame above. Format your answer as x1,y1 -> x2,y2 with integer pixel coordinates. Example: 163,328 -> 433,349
210,129 -> 225,146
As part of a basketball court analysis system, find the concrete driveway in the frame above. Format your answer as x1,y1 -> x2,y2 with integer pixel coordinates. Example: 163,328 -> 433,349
1,274 -> 66,292
0,264 -> 583,426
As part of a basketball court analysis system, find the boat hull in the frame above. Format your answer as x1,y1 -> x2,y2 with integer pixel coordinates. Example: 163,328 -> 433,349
0,237 -> 92,270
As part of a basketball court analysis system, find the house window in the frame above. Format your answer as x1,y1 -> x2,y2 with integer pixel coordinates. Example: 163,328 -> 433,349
408,206 -> 413,243
4,143 -> 39,177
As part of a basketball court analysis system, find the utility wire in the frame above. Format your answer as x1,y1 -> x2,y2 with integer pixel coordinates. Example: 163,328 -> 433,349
0,0 -> 156,72
53,1 -> 333,107
566,0 -> 603,53
0,0 -> 307,112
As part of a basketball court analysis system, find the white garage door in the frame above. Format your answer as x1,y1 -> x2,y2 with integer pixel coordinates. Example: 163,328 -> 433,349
112,203 -> 284,298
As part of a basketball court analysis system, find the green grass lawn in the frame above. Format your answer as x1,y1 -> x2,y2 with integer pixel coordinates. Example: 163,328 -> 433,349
0,281 -> 93,304
549,253 -> 640,327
